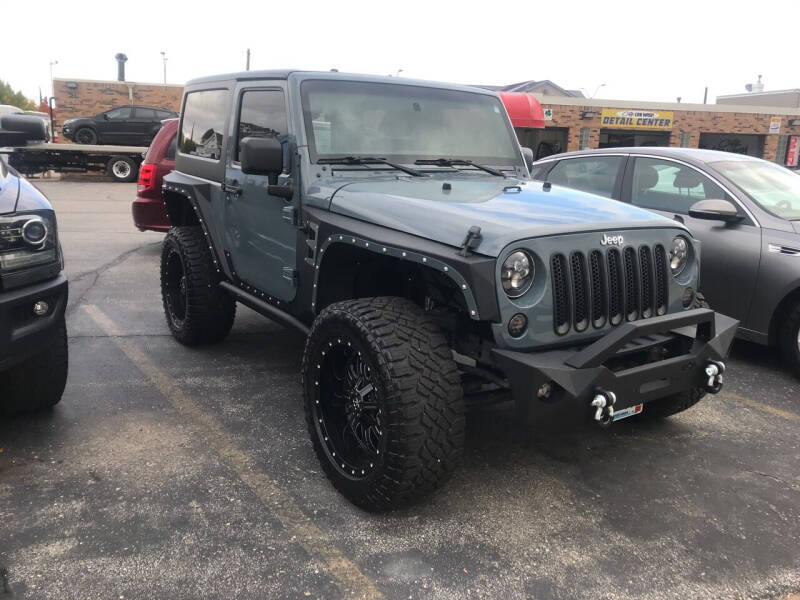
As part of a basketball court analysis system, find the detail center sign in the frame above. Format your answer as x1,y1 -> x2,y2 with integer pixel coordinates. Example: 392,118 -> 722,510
600,108 -> 674,130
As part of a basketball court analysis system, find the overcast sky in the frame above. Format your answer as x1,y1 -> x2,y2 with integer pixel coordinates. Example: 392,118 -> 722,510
3,0 -> 797,105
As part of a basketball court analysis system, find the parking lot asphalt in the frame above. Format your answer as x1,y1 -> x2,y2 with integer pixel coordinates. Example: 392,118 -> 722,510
1,181 -> 798,600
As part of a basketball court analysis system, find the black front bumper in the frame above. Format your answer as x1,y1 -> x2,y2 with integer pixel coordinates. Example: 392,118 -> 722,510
492,309 -> 738,417
0,273 -> 68,371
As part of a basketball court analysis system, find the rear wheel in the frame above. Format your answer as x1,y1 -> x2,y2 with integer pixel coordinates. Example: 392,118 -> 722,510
107,156 -> 138,183
301,297 -> 465,511
0,317 -> 68,416
160,226 -> 235,346
74,127 -> 97,144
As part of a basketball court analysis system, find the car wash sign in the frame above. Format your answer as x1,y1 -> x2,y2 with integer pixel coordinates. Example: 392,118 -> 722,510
600,108 -> 674,130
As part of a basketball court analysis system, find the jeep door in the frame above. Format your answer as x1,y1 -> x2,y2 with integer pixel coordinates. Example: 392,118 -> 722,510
129,107 -> 160,145
223,85 -> 296,302
622,156 -> 761,321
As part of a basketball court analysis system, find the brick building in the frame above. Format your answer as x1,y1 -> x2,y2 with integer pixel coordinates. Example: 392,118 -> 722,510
53,77 -> 183,138
516,95 -> 800,167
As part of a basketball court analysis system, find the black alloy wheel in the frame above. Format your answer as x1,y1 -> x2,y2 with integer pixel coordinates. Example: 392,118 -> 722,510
163,245 -> 188,330
311,333 -> 383,480
75,127 -> 97,144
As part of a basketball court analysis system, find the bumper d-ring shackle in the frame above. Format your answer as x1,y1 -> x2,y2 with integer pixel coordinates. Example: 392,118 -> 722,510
704,360 -> 725,394
591,389 -> 617,427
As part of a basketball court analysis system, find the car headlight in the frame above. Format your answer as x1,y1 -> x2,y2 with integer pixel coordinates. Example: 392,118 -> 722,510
0,211 -> 58,272
669,236 -> 689,276
501,250 -> 534,298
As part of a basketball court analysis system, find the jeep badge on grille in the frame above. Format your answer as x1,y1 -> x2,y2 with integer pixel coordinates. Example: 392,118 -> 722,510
600,234 -> 624,246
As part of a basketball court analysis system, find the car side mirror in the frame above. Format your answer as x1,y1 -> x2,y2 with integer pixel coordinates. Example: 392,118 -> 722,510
520,146 -> 534,172
688,199 -> 742,222
102,113 -> 109,120
240,136 -> 283,179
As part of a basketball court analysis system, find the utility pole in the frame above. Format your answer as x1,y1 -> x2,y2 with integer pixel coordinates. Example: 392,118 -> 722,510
246,49 -> 251,71
160,52 -> 168,84
49,60 -> 58,98
703,87 -> 708,104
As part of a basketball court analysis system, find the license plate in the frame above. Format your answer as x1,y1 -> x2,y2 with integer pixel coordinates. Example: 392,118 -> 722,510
613,403 -> 643,422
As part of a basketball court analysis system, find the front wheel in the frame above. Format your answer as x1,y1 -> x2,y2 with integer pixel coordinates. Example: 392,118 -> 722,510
74,127 -> 98,144
301,297 -> 465,511
778,298 -> 800,377
0,317 -> 68,416
160,226 -> 236,346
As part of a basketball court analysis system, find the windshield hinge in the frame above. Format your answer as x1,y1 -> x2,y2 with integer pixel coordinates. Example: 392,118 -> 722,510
282,267 -> 298,286
458,226 -> 482,257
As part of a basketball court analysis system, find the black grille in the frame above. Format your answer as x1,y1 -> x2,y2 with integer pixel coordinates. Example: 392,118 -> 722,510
551,254 -> 570,335
551,244 -> 669,335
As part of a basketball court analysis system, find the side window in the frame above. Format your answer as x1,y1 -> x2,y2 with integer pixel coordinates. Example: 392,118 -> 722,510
546,156 -> 623,198
156,109 -> 175,119
135,108 -> 156,119
235,89 -> 287,161
631,157 -> 727,214
105,107 -> 132,120
179,89 -> 228,161
165,135 -> 177,160
530,164 -> 551,181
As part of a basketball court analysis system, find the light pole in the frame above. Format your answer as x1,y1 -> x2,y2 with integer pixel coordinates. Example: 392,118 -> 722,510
160,52 -> 167,84
580,83 -> 606,98
49,60 -> 58,98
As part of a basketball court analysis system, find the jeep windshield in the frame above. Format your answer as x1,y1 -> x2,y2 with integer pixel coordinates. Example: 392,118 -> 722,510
713,160 -> 800,220
300,80 -> 521,170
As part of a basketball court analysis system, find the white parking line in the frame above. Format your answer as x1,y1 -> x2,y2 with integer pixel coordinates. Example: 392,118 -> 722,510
82,304 -> 382,600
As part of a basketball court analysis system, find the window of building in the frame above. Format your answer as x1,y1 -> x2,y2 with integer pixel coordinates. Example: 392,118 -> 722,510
179,89 -> 228,160
236,89 -> 287,161
546,156 -> 623,198
631,157 -> 727,213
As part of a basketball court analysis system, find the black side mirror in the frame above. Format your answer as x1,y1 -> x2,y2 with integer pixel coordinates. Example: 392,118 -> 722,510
689,199 -> 742,223
241,136 -> 283,178
102,113 -> 109,120
520,146 -> 534,172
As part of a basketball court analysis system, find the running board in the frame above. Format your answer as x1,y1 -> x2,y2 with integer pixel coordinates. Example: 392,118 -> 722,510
219,281 -> 310,336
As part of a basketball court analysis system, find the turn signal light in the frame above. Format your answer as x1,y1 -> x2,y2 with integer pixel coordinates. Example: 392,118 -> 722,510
137,163 -> 156,192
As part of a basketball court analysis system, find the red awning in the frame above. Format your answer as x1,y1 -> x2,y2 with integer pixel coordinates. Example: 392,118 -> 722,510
498,92 -> 546,129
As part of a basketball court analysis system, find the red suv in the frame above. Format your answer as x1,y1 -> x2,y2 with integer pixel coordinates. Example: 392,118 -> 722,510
132,119 -> 177,232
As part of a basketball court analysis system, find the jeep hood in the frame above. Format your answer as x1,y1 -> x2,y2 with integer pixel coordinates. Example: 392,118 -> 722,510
328,178 -> 680,257
0,165 -> 19,214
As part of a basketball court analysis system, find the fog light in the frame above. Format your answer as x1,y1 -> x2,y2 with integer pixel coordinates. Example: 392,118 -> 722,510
33,301 -> 49,316
508,313 -> 528,337
682,287 -> 694,308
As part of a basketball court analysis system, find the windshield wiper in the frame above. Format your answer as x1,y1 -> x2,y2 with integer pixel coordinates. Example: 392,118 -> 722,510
317,156 -> 426,177
414,158 -> 506,177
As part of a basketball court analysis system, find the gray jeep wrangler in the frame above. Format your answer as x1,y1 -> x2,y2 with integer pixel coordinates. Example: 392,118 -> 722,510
160,70 -> 737,510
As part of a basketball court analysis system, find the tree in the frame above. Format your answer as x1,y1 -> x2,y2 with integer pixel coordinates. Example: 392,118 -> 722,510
0,80 -> 36,110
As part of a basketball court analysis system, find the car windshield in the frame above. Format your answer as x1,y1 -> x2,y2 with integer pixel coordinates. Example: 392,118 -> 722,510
300,80 -> 521,167
713,160 -> 800,220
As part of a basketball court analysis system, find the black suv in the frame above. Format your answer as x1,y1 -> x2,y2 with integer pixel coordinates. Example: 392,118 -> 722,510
0,116 -> 68,416
62,105 -> 178,146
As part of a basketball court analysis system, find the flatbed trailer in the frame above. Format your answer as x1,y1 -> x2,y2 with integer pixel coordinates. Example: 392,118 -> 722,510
0,143 -> 147,183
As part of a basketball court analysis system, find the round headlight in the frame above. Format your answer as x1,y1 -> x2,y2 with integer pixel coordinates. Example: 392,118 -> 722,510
22,217 -> 48,246
501,250 -> 534,298
669,236 -> 689,276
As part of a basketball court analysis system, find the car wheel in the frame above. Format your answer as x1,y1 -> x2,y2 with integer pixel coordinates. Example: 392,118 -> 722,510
160,226 -> 235,346
74,127 -> 98,144
778,297 -> 800,377
635,291 -> 711,420
0,317 -> 68,417
301,297 -> 465,511
107,156 -> 138,183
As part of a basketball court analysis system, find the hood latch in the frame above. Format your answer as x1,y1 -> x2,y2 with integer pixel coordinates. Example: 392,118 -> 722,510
458,226 -> 482,257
